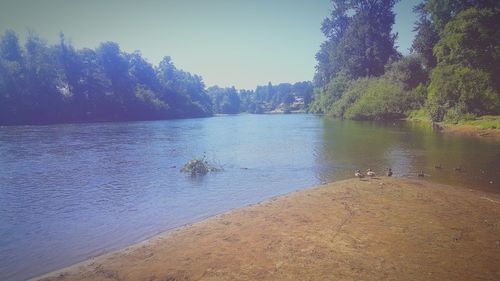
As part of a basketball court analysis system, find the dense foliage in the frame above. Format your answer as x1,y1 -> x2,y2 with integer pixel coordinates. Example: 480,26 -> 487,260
426,65 -> 498,122
314,0 -> 399,87
418,2 -> 500,121
3,0 -> 499,125
0,31 -> 212,125
311,0 -> 500,122
208,81 -> 313,114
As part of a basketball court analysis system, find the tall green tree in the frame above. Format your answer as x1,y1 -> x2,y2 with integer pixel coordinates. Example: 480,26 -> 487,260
411,4 -> 439,69
424,7 -> 500,121
411,0 -> 499,69
433,7 -> 500,89
314,0 -> 399,86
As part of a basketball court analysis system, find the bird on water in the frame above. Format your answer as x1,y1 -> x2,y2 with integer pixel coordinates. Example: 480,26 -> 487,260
386,168 -> 393,177
355,170 -> 364,180
367,169 -> 376,177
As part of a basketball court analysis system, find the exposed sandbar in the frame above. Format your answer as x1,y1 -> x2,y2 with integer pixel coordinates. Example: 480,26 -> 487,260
36,178 -> 500,281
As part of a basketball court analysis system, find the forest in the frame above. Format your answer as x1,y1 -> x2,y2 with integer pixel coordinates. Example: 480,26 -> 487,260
0,32 -> 213,125
1,0 -> 499,125
310,0 -> 500,122
0,30 -> 312,125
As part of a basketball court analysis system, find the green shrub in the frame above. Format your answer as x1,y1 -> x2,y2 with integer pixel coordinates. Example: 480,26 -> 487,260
309,72 -> 351,114
426,64 -> 499,122
407,108 -> 432,122
343,78 -> 410,120
329,77 -> 371,118
384,56 -> 428,90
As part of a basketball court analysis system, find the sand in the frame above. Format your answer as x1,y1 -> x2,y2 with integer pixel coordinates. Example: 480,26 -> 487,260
35,178 -> 500,281
441,124 -> 500,139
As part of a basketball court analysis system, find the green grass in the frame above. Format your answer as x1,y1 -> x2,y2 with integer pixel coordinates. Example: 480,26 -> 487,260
406,109 -> 432,123
407,109 -> 499,130
457,115 -> 500,129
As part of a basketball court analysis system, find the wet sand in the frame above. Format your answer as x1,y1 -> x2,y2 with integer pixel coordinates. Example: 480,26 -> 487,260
440,124 -> 500,139
35,178 -> 500,281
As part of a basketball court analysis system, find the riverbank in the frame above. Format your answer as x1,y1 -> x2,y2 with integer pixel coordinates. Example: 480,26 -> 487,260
407,114 -> 500,139
439,123 -> 500,138
35,178 -> 500,281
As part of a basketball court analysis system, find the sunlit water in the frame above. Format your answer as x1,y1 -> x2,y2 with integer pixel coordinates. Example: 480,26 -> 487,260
0,114 -> 499,280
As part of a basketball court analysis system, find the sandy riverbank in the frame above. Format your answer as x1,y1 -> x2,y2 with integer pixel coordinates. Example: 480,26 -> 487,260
439,123 -> 500,139
35,178 -> 500,281
407,117 -> 500,139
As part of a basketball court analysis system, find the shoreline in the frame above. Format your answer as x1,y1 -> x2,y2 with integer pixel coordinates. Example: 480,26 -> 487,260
34,177 -> 500,281
438,123 -> 500,139
406,117 -> 500,139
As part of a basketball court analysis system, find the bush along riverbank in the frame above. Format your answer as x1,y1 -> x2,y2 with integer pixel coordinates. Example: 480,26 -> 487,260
309,1 -> 500,125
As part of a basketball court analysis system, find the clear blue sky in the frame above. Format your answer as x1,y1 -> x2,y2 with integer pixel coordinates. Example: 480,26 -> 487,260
0,0 -> 421,89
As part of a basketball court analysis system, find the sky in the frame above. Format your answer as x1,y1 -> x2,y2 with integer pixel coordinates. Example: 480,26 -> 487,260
0,0 -> 421,89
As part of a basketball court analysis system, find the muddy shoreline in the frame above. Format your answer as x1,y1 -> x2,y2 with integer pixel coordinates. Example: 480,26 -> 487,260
439,123 -> 500,139
35,178 -> 500,281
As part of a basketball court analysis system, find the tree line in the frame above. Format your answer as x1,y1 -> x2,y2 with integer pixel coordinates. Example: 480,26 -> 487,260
310,0 -> 500,122
0,31 -> 213,125
207,81 -> 313,114
0,30 -> 313,125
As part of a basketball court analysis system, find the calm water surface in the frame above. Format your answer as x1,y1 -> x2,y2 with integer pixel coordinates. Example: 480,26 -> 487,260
0,114 -> 499,280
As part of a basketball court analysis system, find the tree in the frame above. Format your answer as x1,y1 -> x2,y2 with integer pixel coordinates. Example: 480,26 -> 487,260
411,0 -> 499,69
309,72 -> 351,114
76,48 -> 112,120
292,81 -> 314,106
0,30 -> 23,62
314,0 -> 399,86
0,31 -> 213,125
433,8 -> 500,89
411,16 -> 439,69
426,65 -> 499,121
422,0 -> 498,32
344,77 -> 410,120
207,86 -> 240,114
384,55 -> 428,90
96,41 -> 135,118
23,32 -> 67,123
156,56 -> 212,118
0,30 -> 25,122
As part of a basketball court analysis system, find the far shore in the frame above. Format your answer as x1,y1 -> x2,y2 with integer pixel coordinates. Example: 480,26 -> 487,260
35,177 -> 500,281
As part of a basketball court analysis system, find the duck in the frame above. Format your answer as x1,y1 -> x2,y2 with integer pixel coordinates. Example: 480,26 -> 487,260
454,166 -> 463,172
386,168 -> 393,177
366,169 -> 376,177
418,170 -> 425,177
434,164 -> 442,169
355,169 -> 364,180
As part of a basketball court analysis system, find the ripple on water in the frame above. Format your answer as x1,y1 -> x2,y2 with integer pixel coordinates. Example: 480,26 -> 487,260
0,115 -> 499,281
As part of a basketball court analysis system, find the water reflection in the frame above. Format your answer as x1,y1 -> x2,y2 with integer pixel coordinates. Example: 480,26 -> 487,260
316,117 -> 500,191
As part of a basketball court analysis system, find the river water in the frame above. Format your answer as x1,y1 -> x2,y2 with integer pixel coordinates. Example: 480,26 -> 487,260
0,114 -> 499,280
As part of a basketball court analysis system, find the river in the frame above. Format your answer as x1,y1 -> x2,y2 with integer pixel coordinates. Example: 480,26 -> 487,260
0,114 -> 499,280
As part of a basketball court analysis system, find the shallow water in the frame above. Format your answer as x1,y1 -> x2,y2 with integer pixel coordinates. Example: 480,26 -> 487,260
0,114 -> 498,280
